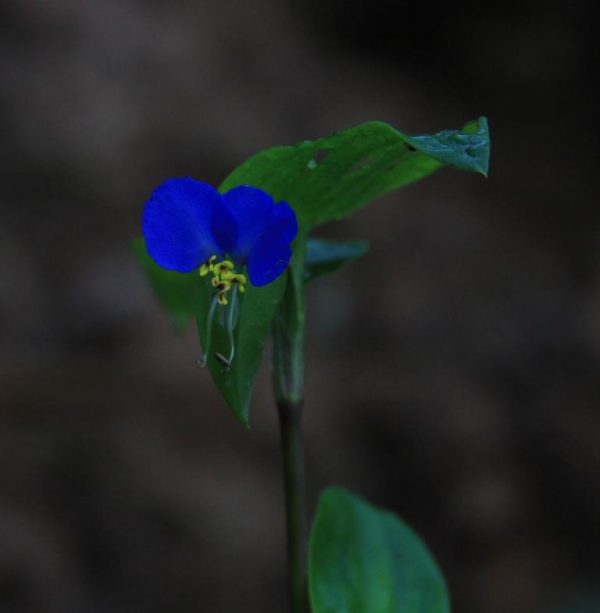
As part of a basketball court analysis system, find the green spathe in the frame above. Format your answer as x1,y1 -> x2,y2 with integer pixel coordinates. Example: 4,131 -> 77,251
195,271 -> 286,427
133,237 -> 285,427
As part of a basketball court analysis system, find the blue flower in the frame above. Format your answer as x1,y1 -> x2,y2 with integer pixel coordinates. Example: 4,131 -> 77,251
142,178 -> 298,289
143,178 -> 297,368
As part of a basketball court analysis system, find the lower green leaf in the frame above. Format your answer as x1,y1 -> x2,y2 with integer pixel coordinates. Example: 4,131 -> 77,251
309,487 -> 451,613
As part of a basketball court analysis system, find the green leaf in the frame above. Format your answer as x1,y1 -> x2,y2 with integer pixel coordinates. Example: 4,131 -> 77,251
132,237 -> 200,333
309,487 -> 451,613
220,118 -> 489,230
196,273 -> 287,427
225,118 -> 489,405
304,238 -> 369,283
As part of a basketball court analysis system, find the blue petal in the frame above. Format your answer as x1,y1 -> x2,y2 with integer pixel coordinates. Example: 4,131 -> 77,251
215,186 -> 275,259
142,178 -> 222,272
247,201 -> 298,286
216,186 -> 298,286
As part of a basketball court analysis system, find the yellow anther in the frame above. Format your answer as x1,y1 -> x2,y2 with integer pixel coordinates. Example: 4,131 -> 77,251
214,260 -> 234,275
199,255 -> 217,277
222,271 -> 247,286
213,279 -> 232,293
201,257 -> 246,306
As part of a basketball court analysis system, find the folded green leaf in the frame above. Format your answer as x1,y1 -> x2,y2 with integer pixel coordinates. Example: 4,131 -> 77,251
410,117 -> 489,176
304,238 -> 370,283
309,487 -> 451,613
220,118 -> 489,230
132,237 -> 200,333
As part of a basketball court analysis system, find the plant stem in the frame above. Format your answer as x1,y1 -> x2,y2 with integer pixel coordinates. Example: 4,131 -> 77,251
278,398 -> 308,613
273,238 -> 309,612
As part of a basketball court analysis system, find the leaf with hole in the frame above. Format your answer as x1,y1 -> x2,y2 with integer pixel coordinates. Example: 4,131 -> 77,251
224,118 -> 489,406
220,117 -> 489,230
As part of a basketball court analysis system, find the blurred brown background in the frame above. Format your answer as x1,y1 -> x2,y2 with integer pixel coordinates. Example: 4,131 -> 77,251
1,0 -> 599,612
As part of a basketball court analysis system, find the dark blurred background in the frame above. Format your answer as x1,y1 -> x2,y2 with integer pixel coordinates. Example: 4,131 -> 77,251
1,0 -> 599,611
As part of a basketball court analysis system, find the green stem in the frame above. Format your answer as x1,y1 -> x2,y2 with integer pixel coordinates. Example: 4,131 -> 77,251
272,235 -> 306,406
278,398 -> 308,613
272,235 -> 309,612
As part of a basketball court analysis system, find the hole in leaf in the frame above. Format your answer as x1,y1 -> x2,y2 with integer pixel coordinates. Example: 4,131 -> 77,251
348,157 -> 373,173
307,148 -> 330,170
406,143 -> 416,152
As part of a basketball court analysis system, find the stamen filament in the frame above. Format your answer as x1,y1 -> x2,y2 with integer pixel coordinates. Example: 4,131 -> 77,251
197,293 -> 219,368
226,285 -> 238,364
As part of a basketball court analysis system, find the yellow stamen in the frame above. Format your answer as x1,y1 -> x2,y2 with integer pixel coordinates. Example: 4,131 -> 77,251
200,256 -> 246,306
222,271 -> 247,287
199,255 -> 217,277
212,277 -> 233,291
215,260 -> 234,274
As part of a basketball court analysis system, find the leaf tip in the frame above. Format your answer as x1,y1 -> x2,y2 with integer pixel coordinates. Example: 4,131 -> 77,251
233,402 -> 251,429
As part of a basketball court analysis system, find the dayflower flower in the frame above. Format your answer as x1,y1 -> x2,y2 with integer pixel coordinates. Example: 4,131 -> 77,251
142,177 -> 298,367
